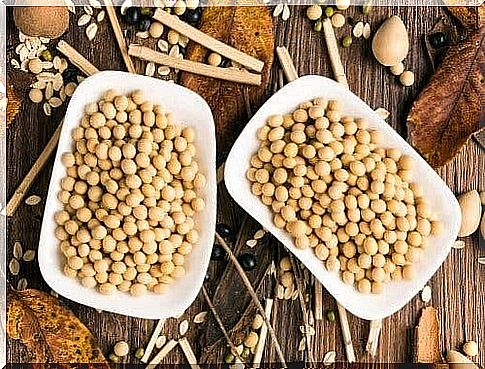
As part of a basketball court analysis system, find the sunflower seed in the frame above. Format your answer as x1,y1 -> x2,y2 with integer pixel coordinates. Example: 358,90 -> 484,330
86,23 -> 98,41
298,337 -> 306,351
17,278 -> 28,291
453,240 -> 465,249
53,55 -> 61,70
49,97 -> 63,108
353,21 -> 364,38
97,10 -> 106,22
43,102 -> 52,116
158,39 -> 169,52
155,335 -> 166,349
89,0 -> 102,8
158,66 -> 171,76
13,242 -> 23,259
421,285 -> 432,303
169,45 -> 179,57
323,351 -> 336,366
23,250 -> 36,262
363,23 -> 371,39
478,257 -> 485,265
25,195 -> 42,205
45,82 -> 53,99
59,86 -> 67,101
11,59 -> 20,69
375,107 -> 390,120
145,62 -> 156,77
276,284 -> 284,299
273,3 -> 284,17
32,80 -> 46,89
65,82 -> 77,96
246,239 -> 257,248
136,31 -> 150,39
65,0 -> 76,13
53,73 -> 63,91
78,14 -> 92,26
193,311 -> 207,324
173,311 -> 184,319
121,0 -> 132,15
282,4 -> 290,21
84,5 -> 93,15
9,258 -> 20,275
254,229 -> 266,240
179,319 -> 189,335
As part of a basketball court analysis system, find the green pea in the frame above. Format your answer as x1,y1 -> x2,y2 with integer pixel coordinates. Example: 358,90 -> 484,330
362,0 -> 372,14
40,50 -> 53,62
342,36 -> 353,48
135,347 -> 145,360
326,310 -> 336,322
313,20 -> 323,32
325,6 -> 334,18
224,353 -> 235,364
109,353 -> 120,363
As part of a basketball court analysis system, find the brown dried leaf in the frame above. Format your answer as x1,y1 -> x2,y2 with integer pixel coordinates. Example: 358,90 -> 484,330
407,28 -> 485,167
180,3 -> 274,158
413,306 -> 444,363
443,1 -> 485,30
7,287 -> 108,364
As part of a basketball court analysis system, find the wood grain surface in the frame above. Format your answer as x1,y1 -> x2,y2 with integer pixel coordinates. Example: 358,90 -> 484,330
6,4 -> 484,365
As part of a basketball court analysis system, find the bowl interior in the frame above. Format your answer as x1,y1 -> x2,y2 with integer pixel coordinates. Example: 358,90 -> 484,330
38,71 -> 217,319
225,75 -> 461,320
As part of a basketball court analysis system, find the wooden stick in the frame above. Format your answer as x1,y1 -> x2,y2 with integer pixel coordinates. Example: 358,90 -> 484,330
215,233 -> 287,367
153,9 -> 264,73
141,319 -> 166,363
146,339 -> 178,369
314,281 -> 323,321
322,18 -> 349,88
216,162 -> 225,184
3,122 -> 63,217
104,0 -> 137,73
129,45 -> 261,86
366,319 -> 382,357
201,285 -> 245,364
57,40 -> 99,76
275,47 -> 298,82
179,337 -> 201,369
252,298 -> 274,368
337,303 -> 356,363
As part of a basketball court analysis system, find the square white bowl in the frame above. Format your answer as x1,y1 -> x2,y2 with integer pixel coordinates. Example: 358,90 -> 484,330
225,75 -> 461,320
39,71 -> 217,319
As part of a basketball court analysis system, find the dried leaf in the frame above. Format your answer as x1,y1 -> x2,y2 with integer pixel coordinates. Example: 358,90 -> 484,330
413,306 -> 444,363
407,29 -> 485,167
6,84 -> 21,127
443,1 -> 485,30
180,4 -> 274,159
6,287 -> 108,364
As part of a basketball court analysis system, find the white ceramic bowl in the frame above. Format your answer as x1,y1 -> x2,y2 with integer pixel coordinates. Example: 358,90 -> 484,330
39,71 -> 217,319
225,75 -> 461,320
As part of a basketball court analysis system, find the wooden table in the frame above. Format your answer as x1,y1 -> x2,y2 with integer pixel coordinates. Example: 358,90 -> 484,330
6,4 -> 484,365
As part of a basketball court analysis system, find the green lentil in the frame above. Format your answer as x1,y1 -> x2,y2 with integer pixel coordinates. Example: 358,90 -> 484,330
40,50 -> 53,62
109,354 -> 120,363
224,353 -> 235,364
326,310 -> 336,322
325,6 -> 334,18
342,35 -> 353,48
314,20 -> 323,32
135,347 -> 145,360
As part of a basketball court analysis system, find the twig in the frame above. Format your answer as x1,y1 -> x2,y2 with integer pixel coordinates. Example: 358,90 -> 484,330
337,303 -> 356,363
366,319 -> 382,357
141,319 -> 166,363
275,47 -> 298,82
3,122 -> 63,217
179,337 -> 201,369
104,0 -> 137,73
215,232 -> 287,367
289,255 -> 315,365
129,45 -> 261,85
153,9 -> 264,72
146,339 -> 178,369
252,298 -> 274,368
57,40 -> 99,76
322,18 -> 349,88
201,285 -> 245,364
314,280 -> 323,321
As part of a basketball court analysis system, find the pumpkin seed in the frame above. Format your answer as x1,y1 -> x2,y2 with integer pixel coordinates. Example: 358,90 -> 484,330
145,62 -> 156,77
323,351 -> 336,366
49,97 -> 63,108
421,285 -> 431,303
23,250 -> 36,262
375,107 -> 390,120
282,5 -> 290,21
158,66 -> 171,76
25,195 -> 41,205
453,240 -> 465,249
43,102 -> 52,116
86,23 -> 98,41
273,3 -> 284,17
84,5 -> 93,15
179,319 -> 189,335
78,14 -> 92,26
97,10 -> 106,22
363,23 -> 371,39
353,21 -> 364,38
13,242 -> 23,259
53,56 -> 61,70
17,278 -> 28,291
169,45 -> 179,58
155,335 -> 167,349
193,311 -> 207,324
158,39 -> 169,53
254,229 -> 266,240
9,258 -> 20,275
246,239 -> 257,248
89,0 -> 102,9
136,31 -> 150,39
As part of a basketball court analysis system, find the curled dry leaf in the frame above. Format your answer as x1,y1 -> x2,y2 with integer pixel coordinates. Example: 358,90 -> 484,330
407,29 -> 485,167
413,306 -> 443,363
7,287 -> 108,364
443,1 -> 485,30
180,2 -> 274,159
